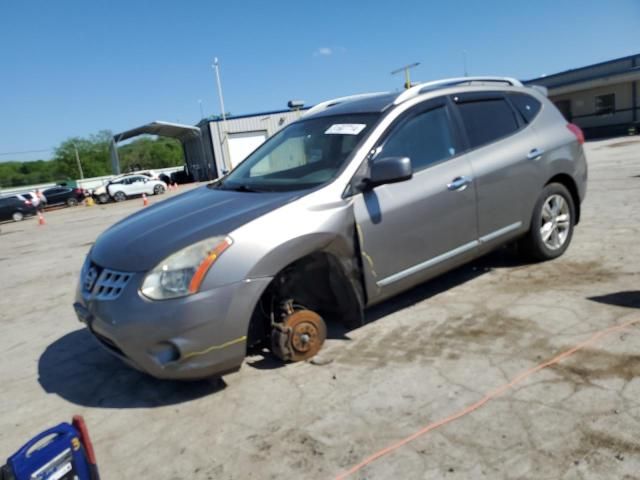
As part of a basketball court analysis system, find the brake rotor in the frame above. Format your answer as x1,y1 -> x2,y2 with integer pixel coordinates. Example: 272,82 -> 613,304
271,309 -> 327,362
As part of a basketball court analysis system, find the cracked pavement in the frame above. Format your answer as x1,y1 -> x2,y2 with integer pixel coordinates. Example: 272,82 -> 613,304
1,138 -> 639,479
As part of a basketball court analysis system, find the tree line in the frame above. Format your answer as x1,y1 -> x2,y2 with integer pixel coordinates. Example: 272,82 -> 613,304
0,131 -> 184,188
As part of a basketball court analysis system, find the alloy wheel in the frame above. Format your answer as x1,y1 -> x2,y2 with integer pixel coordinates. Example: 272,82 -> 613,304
540,194 -> 571,250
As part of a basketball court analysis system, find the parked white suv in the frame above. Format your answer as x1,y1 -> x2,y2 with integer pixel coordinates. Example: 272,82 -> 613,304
107,175 -> 167,202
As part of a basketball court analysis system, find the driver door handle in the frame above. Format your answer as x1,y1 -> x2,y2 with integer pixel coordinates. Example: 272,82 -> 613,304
527,148 -> 545,160
447,176 -> 472,191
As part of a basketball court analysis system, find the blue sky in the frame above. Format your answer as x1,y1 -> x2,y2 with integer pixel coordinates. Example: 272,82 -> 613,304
1,0 -> 638,161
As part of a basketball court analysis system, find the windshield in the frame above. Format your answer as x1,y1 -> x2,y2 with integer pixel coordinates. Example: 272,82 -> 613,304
215,113 -> 378,192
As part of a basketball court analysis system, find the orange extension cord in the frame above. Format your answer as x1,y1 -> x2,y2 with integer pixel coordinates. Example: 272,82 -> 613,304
335,316 -> 640,479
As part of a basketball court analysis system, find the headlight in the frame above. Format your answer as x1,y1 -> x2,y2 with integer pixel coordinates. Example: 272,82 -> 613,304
141,236 -> 232,300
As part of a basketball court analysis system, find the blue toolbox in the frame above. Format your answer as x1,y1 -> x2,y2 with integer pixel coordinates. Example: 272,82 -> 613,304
1,416 -> 99,480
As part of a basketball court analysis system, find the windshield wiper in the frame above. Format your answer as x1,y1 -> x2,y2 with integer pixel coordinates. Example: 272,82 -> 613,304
218,183 -> 264,193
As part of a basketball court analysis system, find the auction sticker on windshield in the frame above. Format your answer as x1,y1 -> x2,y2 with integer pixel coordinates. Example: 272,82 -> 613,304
325,124 -> 367,135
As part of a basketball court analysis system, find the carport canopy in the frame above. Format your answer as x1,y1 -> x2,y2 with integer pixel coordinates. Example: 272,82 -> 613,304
110,121 -> 202,174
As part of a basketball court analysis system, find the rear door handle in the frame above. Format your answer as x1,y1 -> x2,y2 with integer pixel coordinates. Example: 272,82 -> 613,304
527,148 -> 544,160
447,176 -> 472,191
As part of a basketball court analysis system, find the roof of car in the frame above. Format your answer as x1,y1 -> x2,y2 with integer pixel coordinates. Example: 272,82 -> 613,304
304,77 -> 527,119
306,93 -> 399,117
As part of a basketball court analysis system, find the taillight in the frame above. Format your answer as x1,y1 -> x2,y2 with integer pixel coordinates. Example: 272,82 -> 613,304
567,123 -> 585,145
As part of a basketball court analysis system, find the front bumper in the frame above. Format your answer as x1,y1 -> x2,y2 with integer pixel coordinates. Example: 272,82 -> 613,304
74,271 -> 272,380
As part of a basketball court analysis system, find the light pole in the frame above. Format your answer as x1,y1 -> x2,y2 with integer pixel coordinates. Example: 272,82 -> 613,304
198,99 -> 204,119
212,57 -> 231,170
72,142 -> 84,180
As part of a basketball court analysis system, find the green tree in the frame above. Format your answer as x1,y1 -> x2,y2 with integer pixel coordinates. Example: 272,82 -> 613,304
0,130 -> 185,189
119,136 -> 184,171
53,130 -> 113,179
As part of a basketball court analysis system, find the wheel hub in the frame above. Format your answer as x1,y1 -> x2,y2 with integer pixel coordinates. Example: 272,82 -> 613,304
271,309 -> 327,362
540,193 -> 570,250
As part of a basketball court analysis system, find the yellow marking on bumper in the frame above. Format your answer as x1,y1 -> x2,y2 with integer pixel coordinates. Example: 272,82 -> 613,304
181,336 -> 247,360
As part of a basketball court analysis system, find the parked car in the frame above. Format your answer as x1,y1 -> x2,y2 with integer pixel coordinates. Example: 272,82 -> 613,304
93,174 -> 167,203
170,167 -> 194,185
122,169 -> 159,179
0,195 -> 37,222
74,76 -> 587,380
106,175 -> 167,202
39,186 -> 86,207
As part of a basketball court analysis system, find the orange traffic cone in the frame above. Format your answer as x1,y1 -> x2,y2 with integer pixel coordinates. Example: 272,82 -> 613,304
142,193 -> 148,207
38,211 -> 45,226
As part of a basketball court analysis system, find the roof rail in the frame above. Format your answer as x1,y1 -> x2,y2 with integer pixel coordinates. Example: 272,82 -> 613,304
393,76 -> 524,105
303,92 -> 387,117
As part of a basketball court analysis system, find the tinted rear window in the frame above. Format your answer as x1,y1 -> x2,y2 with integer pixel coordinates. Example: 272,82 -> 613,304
457,99 -> 519,149
509,93 -> 542,123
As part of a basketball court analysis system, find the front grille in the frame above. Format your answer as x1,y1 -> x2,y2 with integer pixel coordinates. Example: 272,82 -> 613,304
93,268 -> 132,300
83,262 -> 132,300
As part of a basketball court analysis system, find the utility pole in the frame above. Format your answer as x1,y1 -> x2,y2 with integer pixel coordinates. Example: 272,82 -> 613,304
198,99 -> 204,119
213,57 -> 231,170
72,142 -> 84,179
391,62 -> 420,90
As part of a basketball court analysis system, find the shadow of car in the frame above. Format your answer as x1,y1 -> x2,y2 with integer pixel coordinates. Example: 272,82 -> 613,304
38,329 -> 225,408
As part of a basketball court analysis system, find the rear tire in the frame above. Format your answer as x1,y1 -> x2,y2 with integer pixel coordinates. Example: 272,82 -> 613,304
98,193 -> 109,204
113,191 -> 127,202
66,197 -> 78,207
153,184 -> 165,195
12,211 -> 24,222
520,183 -> 575,261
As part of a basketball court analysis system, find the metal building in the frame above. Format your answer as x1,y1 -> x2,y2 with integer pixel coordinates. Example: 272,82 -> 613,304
197,108 -> 306,176
112,109 -> 306,181
525,53 -> 640,138
111,121 -> 213,181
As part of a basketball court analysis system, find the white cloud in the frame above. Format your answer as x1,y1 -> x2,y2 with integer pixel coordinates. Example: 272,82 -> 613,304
314,47 -> 333,57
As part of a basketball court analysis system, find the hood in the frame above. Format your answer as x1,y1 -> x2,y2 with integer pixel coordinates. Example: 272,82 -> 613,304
91,185 -> 302,271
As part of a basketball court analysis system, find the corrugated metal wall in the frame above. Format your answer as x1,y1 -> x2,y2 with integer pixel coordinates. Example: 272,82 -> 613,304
183,135 -> 213,182
207,110 -> 303,174
534,56 -> 638,88
527,54 -> 640,138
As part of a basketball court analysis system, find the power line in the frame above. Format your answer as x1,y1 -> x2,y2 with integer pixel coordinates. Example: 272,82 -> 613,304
0,148 -> 54,156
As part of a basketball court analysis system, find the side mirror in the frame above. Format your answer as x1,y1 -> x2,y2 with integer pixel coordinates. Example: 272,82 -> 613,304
365,156 -> 413,189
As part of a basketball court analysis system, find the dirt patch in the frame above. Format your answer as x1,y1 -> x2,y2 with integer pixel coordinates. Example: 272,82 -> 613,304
571,429 -> 640,464
607,139 -> 640,148
550,349 -> 640,383
497,260 -> 617,291
334,312 -> 541,368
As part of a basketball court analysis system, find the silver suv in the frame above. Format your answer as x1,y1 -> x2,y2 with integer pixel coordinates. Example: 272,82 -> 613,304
74,77 -> 587,380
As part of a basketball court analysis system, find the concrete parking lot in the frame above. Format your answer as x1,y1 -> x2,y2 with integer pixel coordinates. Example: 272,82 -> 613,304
1,138 -> 639,479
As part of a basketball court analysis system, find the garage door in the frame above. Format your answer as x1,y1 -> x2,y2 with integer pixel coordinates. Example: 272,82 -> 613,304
228,131 -> 268,168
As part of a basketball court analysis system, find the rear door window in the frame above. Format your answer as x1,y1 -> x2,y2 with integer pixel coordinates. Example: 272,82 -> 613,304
456,98 -> 520,149
508,93 -> 542,123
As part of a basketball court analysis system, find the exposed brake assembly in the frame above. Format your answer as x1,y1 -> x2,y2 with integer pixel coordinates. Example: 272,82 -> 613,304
271,299 -> 327,362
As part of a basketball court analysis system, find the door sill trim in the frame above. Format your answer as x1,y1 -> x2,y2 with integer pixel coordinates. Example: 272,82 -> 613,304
376,221 -> 522,288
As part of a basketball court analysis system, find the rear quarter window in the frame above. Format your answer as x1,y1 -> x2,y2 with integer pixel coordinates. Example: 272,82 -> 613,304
509,92 -> 542,123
